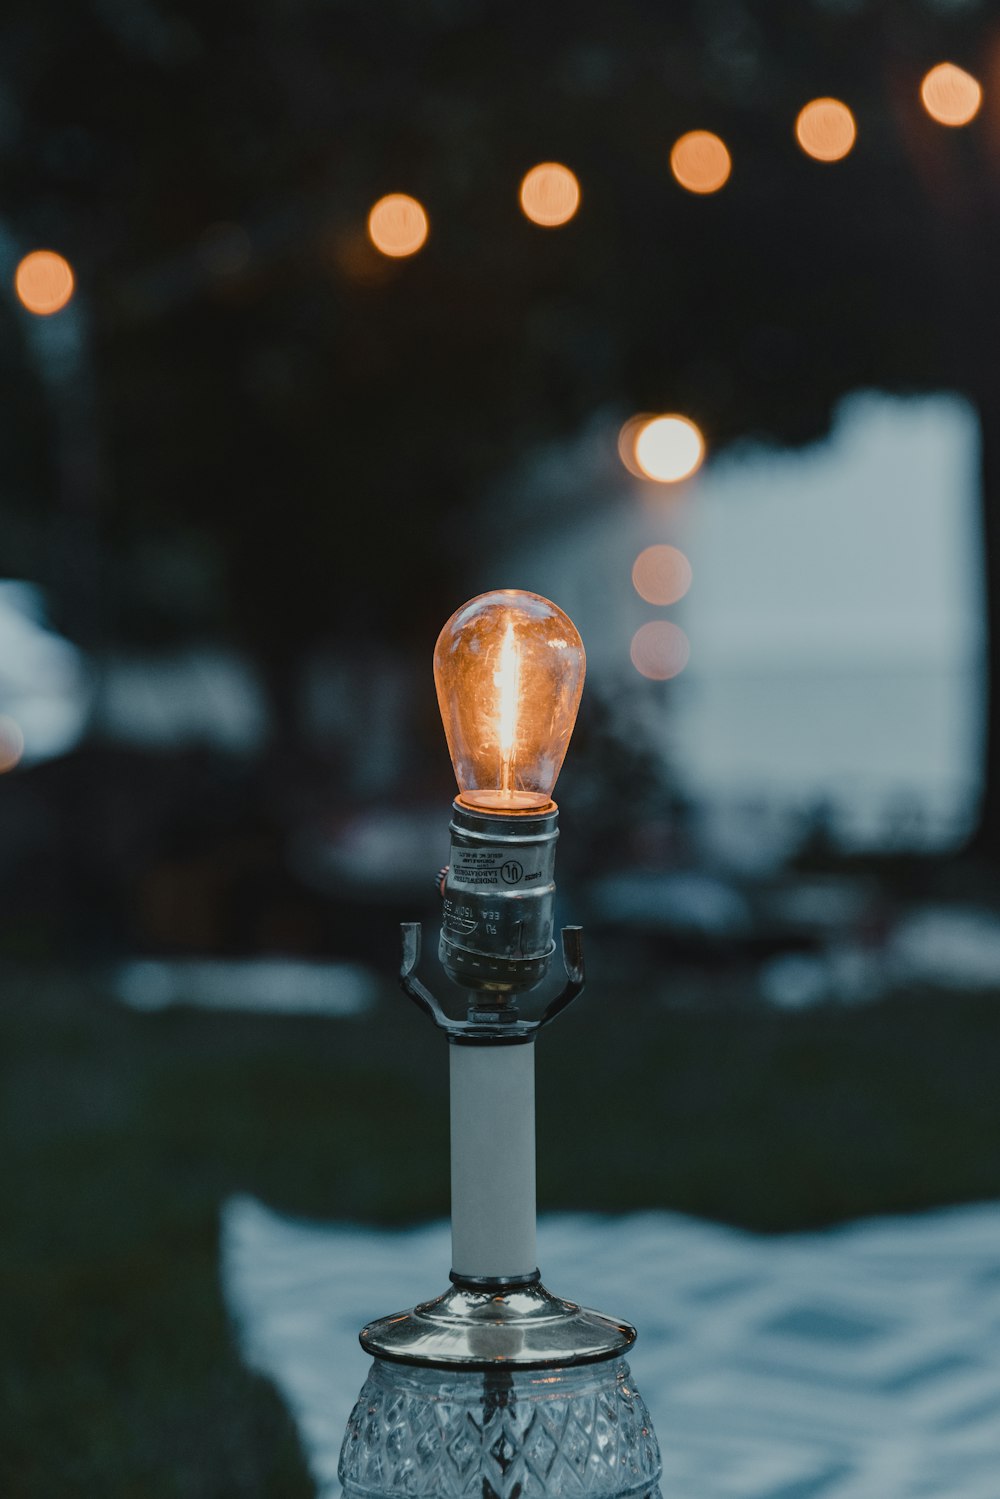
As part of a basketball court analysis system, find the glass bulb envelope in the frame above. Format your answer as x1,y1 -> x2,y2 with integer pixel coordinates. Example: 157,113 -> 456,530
434,590 -> 586,814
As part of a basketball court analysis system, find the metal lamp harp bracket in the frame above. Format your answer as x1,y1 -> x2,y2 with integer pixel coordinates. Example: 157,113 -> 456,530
399,922 -> 585,1044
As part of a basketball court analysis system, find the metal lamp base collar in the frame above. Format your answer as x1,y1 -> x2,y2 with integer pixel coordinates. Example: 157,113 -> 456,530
359,1276 -> 636,1372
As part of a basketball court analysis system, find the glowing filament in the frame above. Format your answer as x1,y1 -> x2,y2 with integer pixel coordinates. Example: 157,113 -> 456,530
494,623 -> 520,794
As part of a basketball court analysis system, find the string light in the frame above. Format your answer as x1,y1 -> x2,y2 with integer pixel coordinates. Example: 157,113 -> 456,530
670,132 -> 732,195
0,717 -> 25,774
921,63 -> 982,127
618,415 -> 652,478
519,163 -> 581,227
795,99 -> 857,162
367,194 -> 430,258
14,251 -> 75,316
632,546 -> 693,606
630,622 -> 690,680
632,415 -> 705,483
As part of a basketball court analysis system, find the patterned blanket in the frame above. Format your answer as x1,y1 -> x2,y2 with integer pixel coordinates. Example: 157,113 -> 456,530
222,1197 -> 1000,1498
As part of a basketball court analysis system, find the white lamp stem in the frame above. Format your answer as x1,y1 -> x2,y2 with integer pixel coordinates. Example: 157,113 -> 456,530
449,1041 -> 537,1280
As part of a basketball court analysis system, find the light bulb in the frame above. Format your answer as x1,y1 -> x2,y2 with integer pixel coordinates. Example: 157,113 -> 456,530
434,591 -> 586,814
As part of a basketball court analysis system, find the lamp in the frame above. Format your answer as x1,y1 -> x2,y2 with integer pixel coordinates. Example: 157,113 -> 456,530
434,589 -> 585,814
434,591 -> 584,1006
338,591 -> 662,1499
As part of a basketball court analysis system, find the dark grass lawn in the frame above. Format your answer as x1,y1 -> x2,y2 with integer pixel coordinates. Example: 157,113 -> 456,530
3,958 -> 1000,1495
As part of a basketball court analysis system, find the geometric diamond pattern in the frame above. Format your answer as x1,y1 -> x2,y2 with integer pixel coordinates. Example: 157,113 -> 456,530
222,1195 -> 1000,1499
338,1357 -> 662,1497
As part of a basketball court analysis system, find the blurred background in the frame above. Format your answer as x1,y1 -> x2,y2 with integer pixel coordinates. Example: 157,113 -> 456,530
4,2 -> 1000,1493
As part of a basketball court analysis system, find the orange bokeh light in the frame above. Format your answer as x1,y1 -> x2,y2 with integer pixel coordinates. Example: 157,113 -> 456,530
617,414 -> 653,478
367,194 -> 429,258
0,717 -> 25,774
14,250 -> 75,316
519,163 -> 581,227
633,414 -> 705,483
632,545 -> 693,606
670,131 -> 732,195
921,63 -> 982,127
630,621 -> 690,680
795,98 -> 857,162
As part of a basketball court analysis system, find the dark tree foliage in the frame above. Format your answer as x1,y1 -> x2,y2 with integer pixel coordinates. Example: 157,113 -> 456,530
2,0 -> 999,835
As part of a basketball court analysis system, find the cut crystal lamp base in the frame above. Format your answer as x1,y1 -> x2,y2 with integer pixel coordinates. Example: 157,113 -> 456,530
338,1356 -> 663,1499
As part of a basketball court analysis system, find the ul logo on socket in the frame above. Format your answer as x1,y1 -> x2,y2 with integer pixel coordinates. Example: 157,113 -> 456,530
500,860 -> 524,885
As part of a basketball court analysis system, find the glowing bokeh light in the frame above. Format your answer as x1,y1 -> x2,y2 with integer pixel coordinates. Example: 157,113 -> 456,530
632,545 -> 693,606
14,250 -> 75,316
634,414 -> 705,483
630,621 -> 690,680
921,63 -> 982,126
367,194 -> 429,258
618,414 -> 653,478
795,98 -> 857,162
519,163 -> 581,227
0,716 -> 25,773
670,131 -> 732,195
